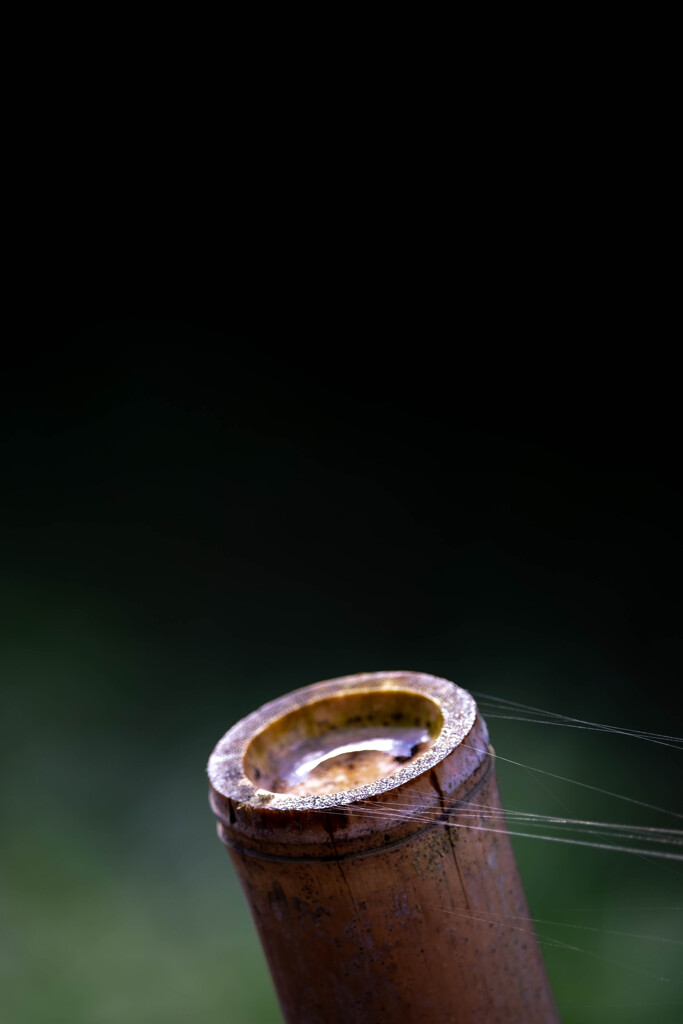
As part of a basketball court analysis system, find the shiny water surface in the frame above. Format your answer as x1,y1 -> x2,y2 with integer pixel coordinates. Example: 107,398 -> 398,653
272,724 -> 432,795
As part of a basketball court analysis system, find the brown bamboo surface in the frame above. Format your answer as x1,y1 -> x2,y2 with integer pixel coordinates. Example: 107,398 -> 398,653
208,671 -> 560,1024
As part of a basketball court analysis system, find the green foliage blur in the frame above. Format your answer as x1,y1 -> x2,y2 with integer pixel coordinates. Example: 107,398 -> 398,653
1,318 -> 681,1022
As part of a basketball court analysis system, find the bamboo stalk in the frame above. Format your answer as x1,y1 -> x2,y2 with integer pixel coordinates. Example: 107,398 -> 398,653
208,671 -> 560,1023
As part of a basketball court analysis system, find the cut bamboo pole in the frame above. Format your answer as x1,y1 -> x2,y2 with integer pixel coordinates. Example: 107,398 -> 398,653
208,671 -> 559,1024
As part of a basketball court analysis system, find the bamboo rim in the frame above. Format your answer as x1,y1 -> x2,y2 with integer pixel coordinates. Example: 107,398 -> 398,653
208,670 -> 477,812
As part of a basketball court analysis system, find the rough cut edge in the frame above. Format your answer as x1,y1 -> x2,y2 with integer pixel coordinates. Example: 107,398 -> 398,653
207,671 -> 477,812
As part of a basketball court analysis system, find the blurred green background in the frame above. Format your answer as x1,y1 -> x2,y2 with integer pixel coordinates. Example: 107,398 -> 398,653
1,317 -> 681,1022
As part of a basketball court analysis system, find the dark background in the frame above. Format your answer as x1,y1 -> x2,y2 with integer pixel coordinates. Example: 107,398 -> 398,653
2,311 -> 681,1022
